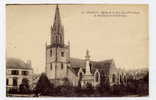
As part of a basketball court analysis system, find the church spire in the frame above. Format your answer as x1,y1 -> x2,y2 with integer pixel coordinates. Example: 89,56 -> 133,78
53,5 -> 61,29
51,5 -> 64,47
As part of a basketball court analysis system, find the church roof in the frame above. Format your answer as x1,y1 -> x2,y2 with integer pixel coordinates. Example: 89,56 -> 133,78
70,58 -> 86,68
70,57 -> 114,75
6,58 -> 32,69
90,60 -> 113,74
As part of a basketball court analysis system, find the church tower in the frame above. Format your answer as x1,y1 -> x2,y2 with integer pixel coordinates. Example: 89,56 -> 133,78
50,5 -> 64,47
46,5 -> 70,85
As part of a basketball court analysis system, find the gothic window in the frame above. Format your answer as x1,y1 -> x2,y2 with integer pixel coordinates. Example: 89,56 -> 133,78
61,52 -> 64,57
95,73 -> 99,82
50,49 -> 52,57
112,74 -> 116,83
120,75 -> 122,84
61,63 -> 63,69
11,70 -> 19,75
50,63 -> 52,70
79,72 -> 83,81
89,63 -> 92,70
13,77 -> 18,86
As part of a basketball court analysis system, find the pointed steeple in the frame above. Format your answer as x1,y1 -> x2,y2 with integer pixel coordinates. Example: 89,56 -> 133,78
53,5 -> 62,31
51,5 -> 64,47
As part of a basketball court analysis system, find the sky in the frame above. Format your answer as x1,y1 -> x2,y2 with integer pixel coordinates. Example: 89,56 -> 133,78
6,4 -> 148,74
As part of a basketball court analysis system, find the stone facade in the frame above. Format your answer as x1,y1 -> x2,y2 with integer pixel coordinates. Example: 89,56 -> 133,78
45,5 -> 70,86
46,5 -> 117,87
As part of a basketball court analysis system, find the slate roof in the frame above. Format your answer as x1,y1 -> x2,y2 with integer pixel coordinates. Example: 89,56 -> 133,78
70,58 -> 86,68
6,58 -> 32,69
70,57 -> 114,75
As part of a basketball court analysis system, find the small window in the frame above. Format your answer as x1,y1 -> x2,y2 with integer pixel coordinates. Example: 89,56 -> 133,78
50,63 -> 52,70
22,71 -> 29,76
50,49 -> 52,57
112,74 -> 116,83
79,72 -> 83,80
61,63 -> 63,69
61,52 -> 64,57
6,78 -> 9,85
11,70 -> 19,75
95,73 -> 99,82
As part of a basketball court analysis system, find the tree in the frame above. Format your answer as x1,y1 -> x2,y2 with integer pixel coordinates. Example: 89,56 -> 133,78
34,73 -> 53,96
59,78 -> 74,96
62,78 -> 70,86
85,82 -> 94,96
19,78 -> 30,94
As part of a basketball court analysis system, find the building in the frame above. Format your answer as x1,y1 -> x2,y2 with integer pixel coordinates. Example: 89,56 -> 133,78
45,5 -> 117,87
6,58 -> 33,91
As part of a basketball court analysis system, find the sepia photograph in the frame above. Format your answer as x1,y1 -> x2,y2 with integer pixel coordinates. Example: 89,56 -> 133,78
6,4 -> 148,97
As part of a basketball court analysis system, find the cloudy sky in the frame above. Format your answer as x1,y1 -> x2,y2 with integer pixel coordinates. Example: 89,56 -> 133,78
6,4 -> 148,74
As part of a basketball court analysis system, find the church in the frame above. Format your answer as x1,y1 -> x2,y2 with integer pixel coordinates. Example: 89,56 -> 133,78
45,5 -> 117,88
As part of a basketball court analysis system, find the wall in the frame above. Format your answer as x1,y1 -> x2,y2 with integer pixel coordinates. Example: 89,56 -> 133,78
6,68 -> 33,88
67,67 -> 79,86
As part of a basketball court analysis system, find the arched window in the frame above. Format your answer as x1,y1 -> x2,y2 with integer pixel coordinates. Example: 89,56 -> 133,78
50,63 -> 52,70
79,72 -> 83,81
61,52 -> 64,57
61,63 -> 63,69
95,73 -> 99,82
50,49 -> 52,57
112,74 -> 116,83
